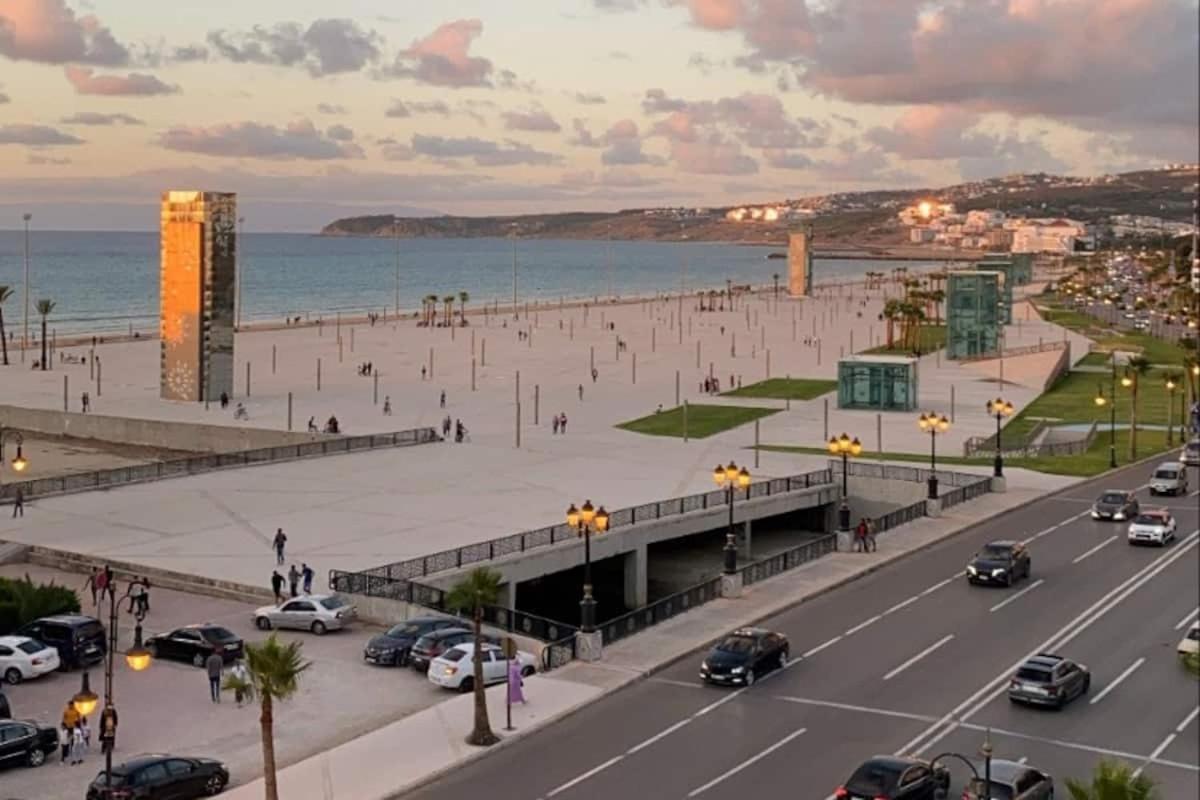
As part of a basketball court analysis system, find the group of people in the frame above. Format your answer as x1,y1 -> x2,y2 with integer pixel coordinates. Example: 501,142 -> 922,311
551,412 -> 569,434
357,362 -> 375,376
853,518 -> 878,553
82,566 -> 151,615
439,414 -> 469,442
701,376 -> 722,394
307,415 -> 341,434
269,562 -> 315,604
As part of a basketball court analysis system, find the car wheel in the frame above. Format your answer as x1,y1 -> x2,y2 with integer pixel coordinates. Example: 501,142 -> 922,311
255,616 -> 272,631
204,773 -> 227,796
459,677 -> 474,693
521,665 -> 535,678
744,669 -> 755,687
193,652 -> 206,667
1025,561 -> 1033,579
778,649 -> 788,670
1082,676 -> 1091,694
4,667 -> 22,685
311,621 -> 327,635
27,747 -> 46,767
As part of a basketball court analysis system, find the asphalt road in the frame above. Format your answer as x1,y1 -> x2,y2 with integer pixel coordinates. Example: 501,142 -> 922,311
403,459 -> 1200,800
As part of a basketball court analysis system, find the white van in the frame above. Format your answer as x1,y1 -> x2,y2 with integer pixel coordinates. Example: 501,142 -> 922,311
1149,462 -> 1189,495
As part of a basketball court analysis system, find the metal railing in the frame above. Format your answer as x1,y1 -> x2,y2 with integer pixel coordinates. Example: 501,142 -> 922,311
739,534 -> 837,587
0,427 -> 441,503
601,575 -> 724,646
965,420 -> 1096,459
346,467 -> 834,584
541,635 -> 577,671
872,500 -> 928,535
939,477 -> 993,510
956,339 -> 1067,363
832,460 -> 985,488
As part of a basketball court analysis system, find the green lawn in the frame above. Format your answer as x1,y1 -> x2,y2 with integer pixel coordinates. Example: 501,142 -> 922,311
617,404 -> 779,439
863,324 -> 947,356
1037,296 -> 1197,365
722,378 -> 837,401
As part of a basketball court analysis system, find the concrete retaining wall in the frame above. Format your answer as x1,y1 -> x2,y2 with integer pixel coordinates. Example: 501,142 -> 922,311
0,404 -> 324,453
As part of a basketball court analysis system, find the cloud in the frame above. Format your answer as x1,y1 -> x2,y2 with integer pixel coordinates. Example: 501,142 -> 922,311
384,99 -> 452,118
317,102 -> 346,115
206,18 -> 382,76
170,44 -> 208,62
0,90 -> 8,103
64,66 -> 176,96
599,119 -> 664,166
573,92 -> 606,105
410,134 -> 558,166
386,19 -> 493,88
159,119 -> 365,160
670,135 -> 757,175
502,108 -> 561,133
0,123 -> 84,145
60,111 -> 143,125
642,88 -> 688,113
27,153 -> 71,165
0,0 -> 130,65
763,149 -> 812,169
644,90 -> 829,155
326,124 -> 355,142
380,141 -> 415,161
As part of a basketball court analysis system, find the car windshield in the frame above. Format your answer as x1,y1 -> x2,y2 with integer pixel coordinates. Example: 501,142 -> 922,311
1016,667 -> 1052,683
1153,469 -> 1178,479
386,623 -> 422,637
979,545 -> 1012,560
206,627 -> 237,641
319,597 -> 347,610
1133,515 -> 1164,525
715,635 -> 757,655
17,640 -> 45,654
847,762 -> 903,793
441,647 -> 467,662
1099,493 -> 1126,504
95,772 -> 130,787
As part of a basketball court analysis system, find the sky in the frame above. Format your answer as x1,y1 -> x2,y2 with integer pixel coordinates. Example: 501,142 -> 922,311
0,0 -> 1197,231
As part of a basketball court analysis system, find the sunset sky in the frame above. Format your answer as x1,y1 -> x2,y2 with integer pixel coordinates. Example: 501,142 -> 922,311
1,0 -> 1197,231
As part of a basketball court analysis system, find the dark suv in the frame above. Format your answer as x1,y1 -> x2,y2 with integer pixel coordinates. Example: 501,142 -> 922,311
1008,653 -> 1090,709
1091,490 -> 1139,521
410,628 -> 496,673
16,615 -> 106,670
967,541 -> 1031,587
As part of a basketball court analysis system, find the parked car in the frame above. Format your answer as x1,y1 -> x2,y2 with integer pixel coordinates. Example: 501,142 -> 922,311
253,594 -> 356,635
1181,439 -> 1200,467
146,624 -> 244,667
1178,621 -> 1199,657
363,616 -> 464,667
1149,462 -> 1189,495
15,614 -> 106,670
699,627 -> 790,686
834,756 -> 949,799
86,754 -> 229,799
410,628 -> 497,673
427,642 -> 537,692
1008,653 -> 1090,709
0,636 -> 60,685
1090,490 -> 1139,521
966,541 -> 1031,587
1126,509 -> 1177,546
0,719 -> 58,769
963,759 -> 1054,799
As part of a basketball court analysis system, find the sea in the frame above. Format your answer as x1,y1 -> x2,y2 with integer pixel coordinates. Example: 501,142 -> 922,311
0,231 -> 943,337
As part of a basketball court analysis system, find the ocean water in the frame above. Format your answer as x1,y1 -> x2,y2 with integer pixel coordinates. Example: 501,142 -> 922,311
0,231 -> 937,337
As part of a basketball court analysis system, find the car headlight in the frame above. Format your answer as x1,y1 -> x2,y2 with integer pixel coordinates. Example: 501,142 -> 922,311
1113,512 -> 1126,521
992,568 -> 1007,577
1091,510 -> 1101,518
700,661 -> 709,671
967,565 -> 978,575
731,666 -> 745,674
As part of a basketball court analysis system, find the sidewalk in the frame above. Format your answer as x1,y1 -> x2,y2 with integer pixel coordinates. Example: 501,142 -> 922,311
221,483 -> 1060,800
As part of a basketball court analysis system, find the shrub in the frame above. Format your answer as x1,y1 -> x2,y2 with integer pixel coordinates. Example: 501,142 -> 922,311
0,574 -> 81,635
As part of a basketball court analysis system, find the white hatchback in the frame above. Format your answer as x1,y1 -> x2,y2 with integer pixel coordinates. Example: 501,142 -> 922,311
0,635 -> 61,684
1127,509 -> 1177,546
1179,622 -> 1199,657
427,642 -> 537,692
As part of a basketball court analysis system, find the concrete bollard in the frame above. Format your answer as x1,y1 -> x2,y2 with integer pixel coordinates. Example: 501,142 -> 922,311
472,358 -> 477,391
429,347 -> 434,379
246,361 -> 251,397
272,344 -> 277,375
535,384 -> 540,425
317,358 -> 321,390
63,374 -> 68,412
287,392 -> 293,431
482,339 -> 486,367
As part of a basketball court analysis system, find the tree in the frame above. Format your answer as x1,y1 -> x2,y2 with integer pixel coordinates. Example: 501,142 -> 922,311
223,634 -> 311,800
443,295 -> 455,328
1124,355 -> 1151,460
1065,758 -> 1159,799
35,298 -> 55,371
926,288 -> 946,326
0,285 -> 12,366
882,298 -> 902,349
444,567 -> 504,747
458,291 -> 469,326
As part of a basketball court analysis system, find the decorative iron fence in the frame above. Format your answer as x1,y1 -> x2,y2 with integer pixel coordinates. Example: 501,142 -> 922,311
872,500 -> 928,535
601,576 -> 724,646
740,534 -> 837,587
939,477 -> 993,510
541,635 -> 577,671
833,460 -> 985,488
0,427 -> 441,503
956,339 -> 1067,363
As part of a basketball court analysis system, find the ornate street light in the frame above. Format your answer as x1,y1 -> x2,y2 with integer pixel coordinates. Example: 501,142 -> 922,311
986,398 -> 1015,478
917,412 -> 950,499
828,434 -> 862,531
713,461 -> 751,574
566,500 -> 609,632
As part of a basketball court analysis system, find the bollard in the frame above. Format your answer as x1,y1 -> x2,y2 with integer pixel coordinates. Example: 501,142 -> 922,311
535,384 -> 540,425
615,336 -> 620,361
246,361 -> 251,397
96,357 -> 102,396
272,344 -> 277,374
516,401 -> 521,448
429,347 -> 434,379
287,392 -> 293,431
683,400 -> 689,443
754,420 -> 760,468
90,348 -> 95,379
823,398 -> 829,440
950,384 -> 956,422
766,349 -> 771,379
317,358 -> 322,390
63,374 -> 68,412
374,372 -> 379,405
675,370 -> 680,406
785,374 -> 791,410
472,358 -> 477,391
731,332 -> 736,358
632,353 -> 637,384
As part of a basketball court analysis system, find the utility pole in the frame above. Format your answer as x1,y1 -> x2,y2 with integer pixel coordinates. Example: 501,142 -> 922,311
511,224 -> 519,320
235,215 -> 245,329
22,212 -> 31,363
607,224 -> 614,300
393,215 -> 401,318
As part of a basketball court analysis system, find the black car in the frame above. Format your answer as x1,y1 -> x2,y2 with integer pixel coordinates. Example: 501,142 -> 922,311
964,758 -> 1054,799
1091,489 -> 1139,521
835,756 -> 949,799
16,614 -> 106,670
363,616 -> 463,667
966,540 -> 1031,587
0,719 -> 58,769
410,628 -> 494,673
699,627 -> 789,686
1008,653 -> 1090,708
146,625 -> 244,667
86,754 -> 229,799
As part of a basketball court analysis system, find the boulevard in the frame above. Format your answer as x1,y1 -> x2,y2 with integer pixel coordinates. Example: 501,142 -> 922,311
403,458 -> 1200,799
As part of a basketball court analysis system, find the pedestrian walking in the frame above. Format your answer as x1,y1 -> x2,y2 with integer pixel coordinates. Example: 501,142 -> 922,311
288,564 -> 300,598
421,365 -> 427,381
220,391 -> 229,409
591,367 -> 598,383
11,488 -> 23,518
136,576 -> 150,615
99,566 -> 114,602
559,413 -> 568,434
126,578 -> 145,614
270,570 -> 285,604
307,416 -> 318,433
69,722 -> 86,765
205,652 -> 223,703
301,563 -> 314,594
81,391 -> 90,413
443,415 -> 452,437
853,518 -> 869,552
578,384 -> 583,401
230,659 -> 249,707
80,715 -> 90,748
60,702 -> 79,762
273,528 -> 287,565
83,569 -> 100,607
507,658 -> 526,705
552,414 -> 559,434
382,396 -> 392,416
865,518 -> 878,552
440,390 -> 446,408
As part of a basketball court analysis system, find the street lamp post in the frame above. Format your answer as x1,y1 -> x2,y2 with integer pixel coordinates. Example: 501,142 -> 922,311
1166,375 -> 1178,445
917,412 -> 950,499
0,428 -> 29,501
393,215 -> 401,319
986,398 -> 1015,477
828,434 -> 862,531
510,224 -> 519,320
713,461 -> 750,574
235,216 -> 245,329
22,213 -> 31,363
1095,368 -> 1117,468
566,500 -> 609,633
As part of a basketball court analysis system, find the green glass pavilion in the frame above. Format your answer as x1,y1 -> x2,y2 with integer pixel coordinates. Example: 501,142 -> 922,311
946,270 -> 1002,360
837,355 -> 919,411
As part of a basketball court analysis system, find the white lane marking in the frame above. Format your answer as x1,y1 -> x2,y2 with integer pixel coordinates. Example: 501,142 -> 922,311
883,634 -> 955,681
1072,535 -> 1118,563
695,688 -> 748,716
990,579 -> 1046,613
649,678 -> 705,689
884,595 -> 921,616
845,615 -> 882,636
1089,657 -> 1146,705
898,530 -> 1199,758
626,718 -> 692,754
775,695 -> 938,724
1174,606 -> 1200,630
803,636 -> 842,659
1134,734 -> 1177,779
1177,706 -> 1200,733
686,727 -> 807,797
545,755 -> 624,797
955,721 -> 1200,774
921,576 -> 955,596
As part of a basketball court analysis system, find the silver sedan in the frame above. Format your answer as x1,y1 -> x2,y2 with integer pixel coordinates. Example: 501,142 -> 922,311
253,594 -> 357,635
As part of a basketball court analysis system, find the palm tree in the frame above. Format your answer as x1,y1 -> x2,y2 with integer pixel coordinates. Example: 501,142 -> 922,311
1124,355 -> 1151,460
882,298 -> 902,349
444,567 -> 504,747
1065,758 -> 1159,799
422,294 -> 438,327
36,298 -> 55,371
0,285 -> 12,366
926,288 -> 946,326
458,291 -> 469,326
442,295 -> 455,328
223,634 -> 311,800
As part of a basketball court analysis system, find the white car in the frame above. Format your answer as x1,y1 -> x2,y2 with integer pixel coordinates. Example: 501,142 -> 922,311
253,594 -> 357,635
1178,622 -> 1199,657
0,636 -> 61,684
427,642 -> 537,692
1126,509 -> 1177,546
